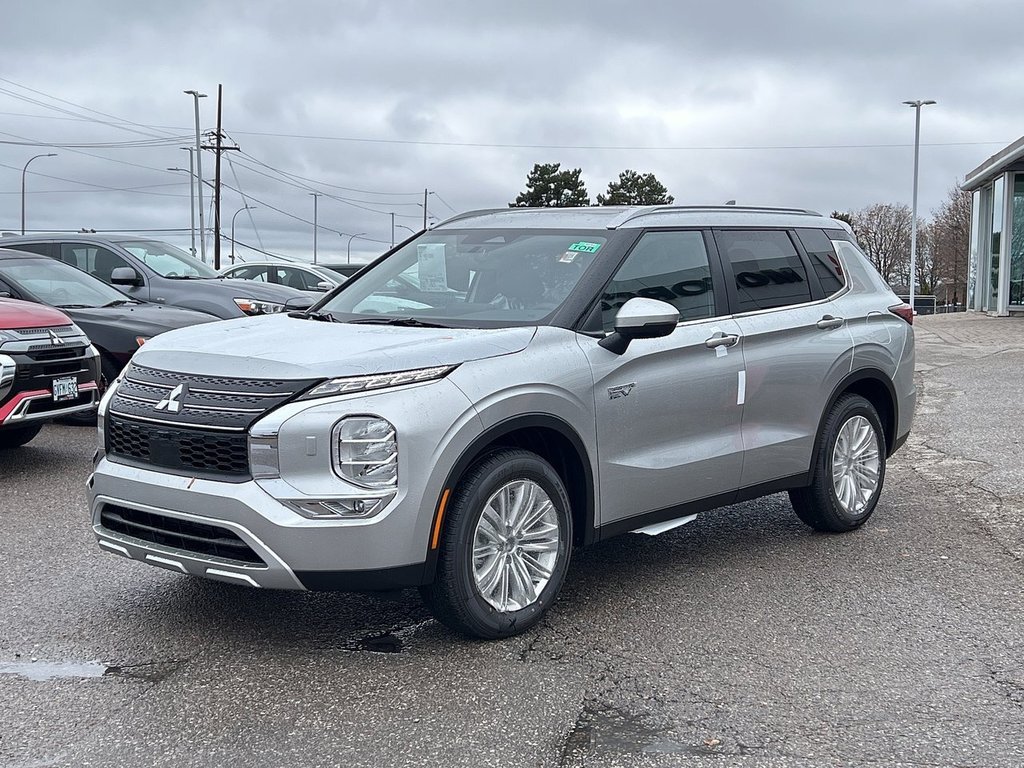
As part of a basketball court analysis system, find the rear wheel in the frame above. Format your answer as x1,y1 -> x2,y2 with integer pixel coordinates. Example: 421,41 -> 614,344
790,393 -> 886,532
0,422 -> 43,449
420,449 -> 573,639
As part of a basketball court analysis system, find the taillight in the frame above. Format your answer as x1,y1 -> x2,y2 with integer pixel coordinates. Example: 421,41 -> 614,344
889,303 -> 914,325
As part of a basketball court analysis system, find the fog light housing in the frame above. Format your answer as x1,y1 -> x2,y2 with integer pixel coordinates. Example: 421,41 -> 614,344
286,494 -> 394,520
332,416 -> 397,489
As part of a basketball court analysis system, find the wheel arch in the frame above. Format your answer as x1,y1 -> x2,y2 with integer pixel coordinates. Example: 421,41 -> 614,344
813,369 -> 899,466
423,413 -> 596,582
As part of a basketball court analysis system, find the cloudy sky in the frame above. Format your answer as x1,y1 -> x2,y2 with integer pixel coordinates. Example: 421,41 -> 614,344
1,0 -> 1021,264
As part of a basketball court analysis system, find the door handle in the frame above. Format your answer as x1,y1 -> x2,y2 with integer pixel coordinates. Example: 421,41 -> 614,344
816,315 -> 845,330
705,333 -> 740,349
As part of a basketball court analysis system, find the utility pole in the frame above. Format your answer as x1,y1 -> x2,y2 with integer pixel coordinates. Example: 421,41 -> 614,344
201,84 -> 239,271
423,188 -> 428,230
311,192 -> 321,264
184,90 -> 207,262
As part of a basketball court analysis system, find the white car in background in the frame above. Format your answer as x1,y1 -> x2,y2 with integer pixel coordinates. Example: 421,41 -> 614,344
221,262 -> 343,293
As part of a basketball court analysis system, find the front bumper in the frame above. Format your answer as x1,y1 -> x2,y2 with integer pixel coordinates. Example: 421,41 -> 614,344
88,458 -> 432,591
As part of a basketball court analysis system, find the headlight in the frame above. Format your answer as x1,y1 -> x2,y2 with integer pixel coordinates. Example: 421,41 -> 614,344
302,365 -> 455,400
332,416 -> 397,489
234,298 -> 284,316
135,336 -> 149,347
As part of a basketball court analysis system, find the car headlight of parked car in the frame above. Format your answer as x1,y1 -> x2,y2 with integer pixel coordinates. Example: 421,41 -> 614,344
233,298 -> 284,316
332,416 -> 398,489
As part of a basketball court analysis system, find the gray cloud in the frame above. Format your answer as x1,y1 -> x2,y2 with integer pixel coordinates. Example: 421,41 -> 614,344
1,0 -> 1020,262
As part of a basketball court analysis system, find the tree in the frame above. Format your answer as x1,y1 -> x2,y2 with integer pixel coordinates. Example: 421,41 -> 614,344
830,210 -> 855,228
850,203 -> 914,287
928,183 -> 972,306
510,163 -> 590,207
597,170 -> 674,205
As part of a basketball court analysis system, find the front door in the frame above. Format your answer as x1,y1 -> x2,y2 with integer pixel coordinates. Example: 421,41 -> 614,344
581,230 -> 746,530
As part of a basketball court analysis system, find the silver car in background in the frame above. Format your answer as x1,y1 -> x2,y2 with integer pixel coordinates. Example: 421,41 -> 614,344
88,206 -> 915,639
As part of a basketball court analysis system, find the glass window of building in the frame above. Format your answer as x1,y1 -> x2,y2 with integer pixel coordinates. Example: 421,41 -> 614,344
1011,174 -> 1024,306
989,176 -> 1004,308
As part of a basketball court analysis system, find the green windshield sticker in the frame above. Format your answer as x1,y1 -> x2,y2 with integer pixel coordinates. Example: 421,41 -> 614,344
568,241 -> 601,253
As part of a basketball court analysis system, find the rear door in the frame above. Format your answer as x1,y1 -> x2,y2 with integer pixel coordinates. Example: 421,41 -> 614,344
713,228 -> 854,487
582,230 -> 746,530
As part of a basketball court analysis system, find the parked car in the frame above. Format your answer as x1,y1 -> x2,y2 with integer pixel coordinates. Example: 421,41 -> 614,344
0,297 -> 100,448
220,262 -> 343,293
88,205 -> 915,639
319,263 -> 367,280
0,249 -> 215,386
0,234 -> 312,319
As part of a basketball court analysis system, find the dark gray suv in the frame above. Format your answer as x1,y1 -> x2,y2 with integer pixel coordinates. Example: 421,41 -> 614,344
88,205 -> 915,639
0,234 -> 308,319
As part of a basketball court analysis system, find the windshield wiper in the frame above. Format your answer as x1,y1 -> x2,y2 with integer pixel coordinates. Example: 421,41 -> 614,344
54,304 -> 94,309
348,317 -> 448,328
289,310 -> 340,322
100,299 -> 136,307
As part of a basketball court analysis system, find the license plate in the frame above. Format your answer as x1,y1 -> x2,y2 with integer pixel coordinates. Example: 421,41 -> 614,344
52,376 -> 79,402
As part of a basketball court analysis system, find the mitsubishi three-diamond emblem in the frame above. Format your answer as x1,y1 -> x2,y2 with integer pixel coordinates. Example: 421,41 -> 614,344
48,329 -> 65,345
155,383 -> 186,413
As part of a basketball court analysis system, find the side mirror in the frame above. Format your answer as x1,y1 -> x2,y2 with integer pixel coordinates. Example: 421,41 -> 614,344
315,281 -> 333,292
285,296 -> 315,311
598,297 -> 679,355
110,267 -> 142,287
0,291 -> 11,299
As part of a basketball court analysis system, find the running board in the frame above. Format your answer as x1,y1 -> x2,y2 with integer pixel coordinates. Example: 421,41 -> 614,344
631,514 -> 698,536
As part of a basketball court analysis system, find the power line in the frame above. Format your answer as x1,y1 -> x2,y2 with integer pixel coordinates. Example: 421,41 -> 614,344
0,161 -> 188,197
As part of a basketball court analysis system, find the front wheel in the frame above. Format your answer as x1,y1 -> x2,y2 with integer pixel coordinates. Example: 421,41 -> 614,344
420,449 -> 573,639
0,422 -> 43,450
790,393 -> 886,532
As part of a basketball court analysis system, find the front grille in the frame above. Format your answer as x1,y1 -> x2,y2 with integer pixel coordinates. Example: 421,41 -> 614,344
109,363 -> 318,431
107,416 -> 251,478
99,504 -> 264,565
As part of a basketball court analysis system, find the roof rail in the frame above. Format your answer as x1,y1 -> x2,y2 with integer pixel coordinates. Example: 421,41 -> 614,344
606,205 -> 822,229
433,208 -> 510,227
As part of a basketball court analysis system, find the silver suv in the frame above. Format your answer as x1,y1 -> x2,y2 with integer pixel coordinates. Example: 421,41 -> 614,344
88,206 -> 915,639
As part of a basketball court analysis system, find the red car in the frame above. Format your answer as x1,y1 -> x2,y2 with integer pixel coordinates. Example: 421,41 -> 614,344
0,298 -> 101,449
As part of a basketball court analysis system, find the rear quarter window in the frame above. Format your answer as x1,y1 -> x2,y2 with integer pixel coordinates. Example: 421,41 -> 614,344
796,228 -> 847,296
715,229 -> 812,312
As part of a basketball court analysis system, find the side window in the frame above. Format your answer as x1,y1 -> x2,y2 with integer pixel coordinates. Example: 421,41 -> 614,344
6,242 -> 56,258
715,230 -> 812,312
59,244 -> 131,283
278,267 -> 313,291
796,228 -> 846,296
600,231 -> 716,331
231,265 -> 268,282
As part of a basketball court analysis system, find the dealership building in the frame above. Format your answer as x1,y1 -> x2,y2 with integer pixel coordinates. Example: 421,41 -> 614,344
963,137 -> 1024,315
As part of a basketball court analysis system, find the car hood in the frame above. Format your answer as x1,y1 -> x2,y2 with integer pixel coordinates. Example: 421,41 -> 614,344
64,303 -> 216,338
0,297 -> 73,329
131,313 -> 536,380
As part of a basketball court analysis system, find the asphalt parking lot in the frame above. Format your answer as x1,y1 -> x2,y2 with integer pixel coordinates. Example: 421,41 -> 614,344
2,314 -> 1023,768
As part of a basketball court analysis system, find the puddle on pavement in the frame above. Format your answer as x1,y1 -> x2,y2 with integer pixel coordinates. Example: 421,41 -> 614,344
0,659 -> 183,683
563,705 -> 699,757
341,619 -> 434,654
0,660 -> 108,681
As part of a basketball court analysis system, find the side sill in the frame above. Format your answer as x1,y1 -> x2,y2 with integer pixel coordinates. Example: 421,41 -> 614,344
596,472 -> 810,542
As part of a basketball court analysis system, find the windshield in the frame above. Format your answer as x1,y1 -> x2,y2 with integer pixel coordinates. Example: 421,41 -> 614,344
120,239 -> 219,278
318,229 -> 606,327
1,258 -> 132,308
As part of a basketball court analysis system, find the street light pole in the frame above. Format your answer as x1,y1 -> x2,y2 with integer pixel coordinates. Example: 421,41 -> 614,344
310,193 -> 321,264
390,212 -> 395,248
903,99 -> 936,313
231,205 -> 256,265
345,232 -> 367,264
184,89 -> 208,262
21,153 -> 57,235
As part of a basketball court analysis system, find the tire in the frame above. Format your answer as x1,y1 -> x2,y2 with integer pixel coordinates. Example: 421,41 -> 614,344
420,448 -> 573,639
0,422 -> 43,450
789,393 -> 886,532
